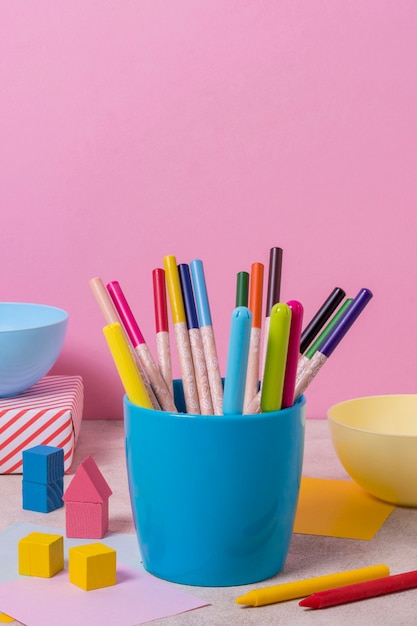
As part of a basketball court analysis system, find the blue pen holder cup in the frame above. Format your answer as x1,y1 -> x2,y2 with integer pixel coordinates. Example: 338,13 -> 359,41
123,381 -> 306,587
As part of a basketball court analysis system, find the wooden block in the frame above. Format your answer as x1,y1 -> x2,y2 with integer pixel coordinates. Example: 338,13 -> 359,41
18,532 -> 64,577
22,478 -> 64,513
63,456 -> 112,538
22,445 -> 64,484
64,501 -> 108,539
69,542 -> 116,591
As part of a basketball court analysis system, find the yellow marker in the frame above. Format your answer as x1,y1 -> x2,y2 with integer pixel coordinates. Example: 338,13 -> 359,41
235,564 -> 390,606
163,255 -> 186,324
163,255 -> 200,414
103,322 -> 153,408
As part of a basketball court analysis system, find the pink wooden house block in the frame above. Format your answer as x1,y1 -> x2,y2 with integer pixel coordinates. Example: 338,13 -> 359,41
63,455 -> 112,539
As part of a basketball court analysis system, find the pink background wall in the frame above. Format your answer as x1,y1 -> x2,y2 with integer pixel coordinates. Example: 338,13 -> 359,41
1,1 -> 416,420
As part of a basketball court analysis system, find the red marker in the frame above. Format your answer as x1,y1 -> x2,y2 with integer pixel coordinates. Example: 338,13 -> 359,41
152,268 -> 174,396
300,569 -> 417,609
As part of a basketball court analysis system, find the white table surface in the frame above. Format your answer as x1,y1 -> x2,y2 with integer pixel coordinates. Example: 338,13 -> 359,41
1,418 -> 417,626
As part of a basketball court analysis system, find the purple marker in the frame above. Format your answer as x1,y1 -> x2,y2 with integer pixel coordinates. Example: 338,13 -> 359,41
294,288 -> 373,400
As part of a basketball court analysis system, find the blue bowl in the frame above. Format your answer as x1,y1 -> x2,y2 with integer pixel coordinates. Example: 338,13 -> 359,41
0,303 -> 68,397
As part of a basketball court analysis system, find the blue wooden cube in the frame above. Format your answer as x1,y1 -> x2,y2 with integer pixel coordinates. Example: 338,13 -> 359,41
22,445 -> 64,513
22,478 -> 64,513
22,445 -> 64,483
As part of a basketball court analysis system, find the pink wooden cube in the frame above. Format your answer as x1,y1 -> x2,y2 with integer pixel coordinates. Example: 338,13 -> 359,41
63,456 -> 112,539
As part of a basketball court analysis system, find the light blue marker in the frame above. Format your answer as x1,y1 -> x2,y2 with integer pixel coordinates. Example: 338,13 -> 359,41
190,259 -> 224,415
189,259 -> 212,327
223,307 -> 252,415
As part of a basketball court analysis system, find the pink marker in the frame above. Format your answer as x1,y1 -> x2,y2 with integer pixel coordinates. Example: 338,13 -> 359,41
107,280 -> 177,412
281,300 -> 304,409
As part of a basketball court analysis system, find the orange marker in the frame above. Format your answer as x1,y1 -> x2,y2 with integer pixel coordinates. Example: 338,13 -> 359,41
243,262 -> 264,412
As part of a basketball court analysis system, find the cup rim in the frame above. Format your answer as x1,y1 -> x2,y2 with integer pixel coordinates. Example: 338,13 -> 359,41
124,392 -> 306,422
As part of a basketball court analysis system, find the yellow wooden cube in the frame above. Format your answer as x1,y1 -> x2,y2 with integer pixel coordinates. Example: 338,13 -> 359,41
69,542 -> 116,591
18,532 -> 64,577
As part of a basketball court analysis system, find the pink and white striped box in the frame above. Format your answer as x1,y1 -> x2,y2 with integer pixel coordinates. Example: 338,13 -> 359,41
0,375 -> 84,474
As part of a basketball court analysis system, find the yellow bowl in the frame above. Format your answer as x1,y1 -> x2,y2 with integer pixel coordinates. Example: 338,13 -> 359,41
328,394 -> 417,507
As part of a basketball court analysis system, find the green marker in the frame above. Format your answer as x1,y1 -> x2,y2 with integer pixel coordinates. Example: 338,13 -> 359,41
305,298 -> 353,359
296,299 -> 353,384
261,302 -> 292,412
235,271 -> 249,307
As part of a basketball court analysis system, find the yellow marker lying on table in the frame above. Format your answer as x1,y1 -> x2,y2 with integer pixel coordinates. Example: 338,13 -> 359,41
103,322 -> 153,408
235,564 -> 390,606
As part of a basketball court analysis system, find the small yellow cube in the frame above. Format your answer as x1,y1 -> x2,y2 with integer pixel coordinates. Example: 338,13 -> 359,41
18,532 -> 64,577
69,542 -> 116,591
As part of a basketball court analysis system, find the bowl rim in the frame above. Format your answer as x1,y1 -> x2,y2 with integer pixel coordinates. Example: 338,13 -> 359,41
328,393 -> 417,439
0,302 -> 68,332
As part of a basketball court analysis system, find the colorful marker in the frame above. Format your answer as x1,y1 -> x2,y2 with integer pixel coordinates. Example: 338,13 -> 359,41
89,277 -> 120,325
299,287 -> 346,354
152,268 -> 174,396
90,277 -> 159,410
103,322 -> 153,409
260,302 -> 292,412
223,307 -> 252,415
243,262 -> 264,411
294,288 -> 373,400
300,569 -> 417,609
281,300 -> 304,409
236,564 -> 390,606
178,263 -> 213,415
261,246 -> 283,378
296,298 -> 352,383
190,259 -> 223,415
107,280 -> 177,413
164,255 -> 200,414
266,247 -> 283,315
235,271 -> 249,307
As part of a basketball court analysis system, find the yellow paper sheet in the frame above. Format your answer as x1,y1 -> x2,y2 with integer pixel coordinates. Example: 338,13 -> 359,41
0,614 -> 14,624
293,477 -> 395,540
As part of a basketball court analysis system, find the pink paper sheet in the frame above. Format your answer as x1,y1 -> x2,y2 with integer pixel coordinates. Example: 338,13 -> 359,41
0,564 -> 209,626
